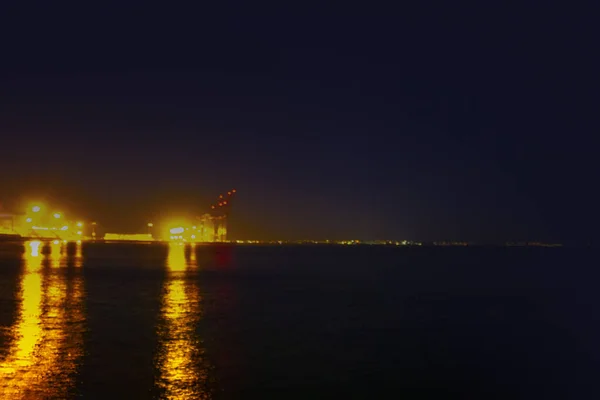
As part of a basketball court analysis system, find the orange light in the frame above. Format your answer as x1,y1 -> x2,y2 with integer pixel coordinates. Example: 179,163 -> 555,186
232,189 -> 236,193
227,192 -> 231,195
219,195 -> 223,198
223,201 -> 227,205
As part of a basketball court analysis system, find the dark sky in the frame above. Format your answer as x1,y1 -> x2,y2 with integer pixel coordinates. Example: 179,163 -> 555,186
0,2 -> 597,243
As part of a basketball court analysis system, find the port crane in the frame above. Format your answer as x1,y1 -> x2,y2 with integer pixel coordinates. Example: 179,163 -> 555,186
195,189 -> 236,242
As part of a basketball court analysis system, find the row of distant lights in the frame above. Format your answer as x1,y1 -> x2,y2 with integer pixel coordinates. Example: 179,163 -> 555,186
169,235 -> 197,241
34,239 -> 83,246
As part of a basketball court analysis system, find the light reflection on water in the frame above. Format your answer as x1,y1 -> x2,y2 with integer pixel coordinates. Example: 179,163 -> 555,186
156,242 -> 212,399
0,241 -> 85,399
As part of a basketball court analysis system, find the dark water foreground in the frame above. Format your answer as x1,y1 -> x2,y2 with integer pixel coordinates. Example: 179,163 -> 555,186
0,242 -> 598,399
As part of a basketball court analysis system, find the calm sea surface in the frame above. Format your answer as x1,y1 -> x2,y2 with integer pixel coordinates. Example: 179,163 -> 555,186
0,242 -> 598,399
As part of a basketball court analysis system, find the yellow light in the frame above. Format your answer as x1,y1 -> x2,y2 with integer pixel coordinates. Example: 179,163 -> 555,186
76,222 -> 83,227
148,223 -> 154,227
53,213 -> 61,219
192,226 -> 196,230
32,206 -> 41,213
26,218 -> 32,223
76,240 -> 82,245
170,227 -> 184,234
29,240 -> 41,258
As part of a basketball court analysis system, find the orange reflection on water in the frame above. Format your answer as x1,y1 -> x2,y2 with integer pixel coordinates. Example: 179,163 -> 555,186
74,242 -> 83,267
0,241 -> 85,398
189,243 -> 196,263
48,241 -> 66,268
156,243 -> 211,399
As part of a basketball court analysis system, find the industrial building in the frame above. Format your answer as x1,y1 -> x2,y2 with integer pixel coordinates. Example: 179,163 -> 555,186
165,190 -> 236,243
0,189 -> 237,243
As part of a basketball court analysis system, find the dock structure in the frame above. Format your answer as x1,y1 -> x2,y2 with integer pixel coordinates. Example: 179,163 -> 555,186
1,189 -> 238,244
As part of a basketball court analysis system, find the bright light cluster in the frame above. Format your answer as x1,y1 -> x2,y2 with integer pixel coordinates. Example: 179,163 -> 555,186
162,215 -> 227,243
14,202 -> 86,241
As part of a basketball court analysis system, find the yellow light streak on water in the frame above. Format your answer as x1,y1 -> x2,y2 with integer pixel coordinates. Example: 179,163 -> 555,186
0,241 -> 85,398
156,243 -> 211,399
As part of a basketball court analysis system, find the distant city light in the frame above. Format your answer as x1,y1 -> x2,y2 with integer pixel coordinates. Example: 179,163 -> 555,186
32,205 -> 41,213
53,240 -> 60,245
147,222 -> 154,227
53,213 -> 61,219
76,221 -> 83,227
170,227 -> 184,234
60,226 -> 68,231
26,218 -> 32,223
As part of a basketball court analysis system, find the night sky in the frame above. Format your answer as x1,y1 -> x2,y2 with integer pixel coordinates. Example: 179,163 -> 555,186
0,2 -> 597,243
